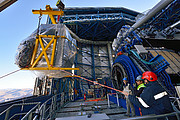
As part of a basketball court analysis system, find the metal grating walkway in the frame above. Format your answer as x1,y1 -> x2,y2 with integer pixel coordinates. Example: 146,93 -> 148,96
55,99 -> 130,120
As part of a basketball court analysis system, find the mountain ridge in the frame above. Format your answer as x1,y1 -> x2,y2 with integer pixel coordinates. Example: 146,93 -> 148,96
0,88 -> 33,103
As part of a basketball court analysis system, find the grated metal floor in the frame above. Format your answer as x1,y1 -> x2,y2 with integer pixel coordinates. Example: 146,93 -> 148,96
55,99 -> 131,120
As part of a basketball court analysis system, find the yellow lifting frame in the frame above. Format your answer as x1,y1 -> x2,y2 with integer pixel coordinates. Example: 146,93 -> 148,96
21,35 -> 79,71
32,5 -> 64,24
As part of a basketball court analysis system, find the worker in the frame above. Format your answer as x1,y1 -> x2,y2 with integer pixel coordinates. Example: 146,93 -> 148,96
122,71 -> 175,119
134,75 -> 146,97
121,77 -> 135,117
133,75 -> 146,116
56,0 -> 65,10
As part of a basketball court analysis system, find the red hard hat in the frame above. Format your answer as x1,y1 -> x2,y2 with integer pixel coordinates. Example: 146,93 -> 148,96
142,71 -> 157,82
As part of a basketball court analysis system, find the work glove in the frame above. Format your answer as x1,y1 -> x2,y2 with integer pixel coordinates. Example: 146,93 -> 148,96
133,83 -> 137,88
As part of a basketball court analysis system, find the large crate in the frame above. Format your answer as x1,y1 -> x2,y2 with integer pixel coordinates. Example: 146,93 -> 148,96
15,24 -> 77,78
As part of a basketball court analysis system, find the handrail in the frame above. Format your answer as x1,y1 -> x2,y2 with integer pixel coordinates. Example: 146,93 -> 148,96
107,93 -> 120,108
33,92 -> 75,120
120,111 -> 180,120
109,94 -> 180,120
9,113 -> 26,120
62,12 -> 136,22
21,102 -> 41,120
0,102 -> 40,115
0,102 -> 40,120
170,97 -> 180,109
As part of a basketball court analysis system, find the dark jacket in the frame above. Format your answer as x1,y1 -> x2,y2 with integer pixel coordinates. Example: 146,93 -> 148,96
133,83 -> 145,97
128,81 -> 174,116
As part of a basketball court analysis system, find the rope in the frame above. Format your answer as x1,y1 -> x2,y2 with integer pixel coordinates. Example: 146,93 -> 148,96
0,89 -> 33,102
0,76 -> 48,102
0,69 -> 34,102
36,14 -> 42,36
0,68 -> 47,102
60,69 -> 123,93
60,47 -> 121,93
0,69 -> 21,79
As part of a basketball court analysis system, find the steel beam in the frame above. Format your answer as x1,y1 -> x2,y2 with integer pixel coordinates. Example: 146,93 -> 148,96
128,0 -> 173,33
32,5 -> 64,24
0,0 -> 17,12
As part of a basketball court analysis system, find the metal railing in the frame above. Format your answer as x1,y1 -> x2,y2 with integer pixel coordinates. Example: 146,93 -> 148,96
21,103 -> 40,120
108,93 -> 180,120
0,91 -> 75,120
170,97 -> 180,109
0,102 -> 40,120
107,93 -> 120,108
58,12 -> 136,23
120,112 -> 180,120
32,92 -> 75,120
1,91 -> 179,120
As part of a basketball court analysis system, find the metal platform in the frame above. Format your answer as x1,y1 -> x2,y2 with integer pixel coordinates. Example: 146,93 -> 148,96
56,113 -> 109,120
55,99 -> 129,120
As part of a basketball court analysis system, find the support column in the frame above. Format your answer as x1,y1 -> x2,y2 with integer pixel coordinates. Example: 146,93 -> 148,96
76,14 -> 78,34
91,44 -> 96,80
107,42 -> 113,71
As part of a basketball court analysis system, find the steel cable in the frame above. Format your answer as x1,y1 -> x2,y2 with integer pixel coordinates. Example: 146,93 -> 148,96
0,69 -> 21,80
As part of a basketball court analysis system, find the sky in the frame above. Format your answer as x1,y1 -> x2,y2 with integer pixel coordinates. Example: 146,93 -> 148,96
0,0 -> 161,89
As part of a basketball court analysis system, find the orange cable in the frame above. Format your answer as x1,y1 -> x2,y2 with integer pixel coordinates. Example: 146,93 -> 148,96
60,69 -> 123,93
